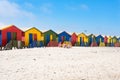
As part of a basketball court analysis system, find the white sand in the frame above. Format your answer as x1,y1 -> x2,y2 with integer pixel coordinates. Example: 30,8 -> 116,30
0,47 -> 120,80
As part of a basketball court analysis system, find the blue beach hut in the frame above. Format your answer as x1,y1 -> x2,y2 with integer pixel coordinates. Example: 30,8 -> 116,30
58,31 -> 71,43
118,37 -> 120,42
96,35 -> 104,45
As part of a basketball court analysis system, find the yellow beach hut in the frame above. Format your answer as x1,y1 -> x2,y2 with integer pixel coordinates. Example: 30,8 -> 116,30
107,36 -> 112,46
107,36 -> 112,43
24,27 -> 43,46
77,33 -> 88,46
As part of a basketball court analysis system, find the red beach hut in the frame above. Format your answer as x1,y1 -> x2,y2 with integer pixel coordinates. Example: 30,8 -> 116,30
0,30 -> 2,46
1,25 -> 24,46
71,33 -> 78,46
104,36 -> 108,46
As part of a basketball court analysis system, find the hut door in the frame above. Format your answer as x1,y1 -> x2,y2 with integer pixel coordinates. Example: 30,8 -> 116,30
34,34 -> 37,41
12,32 -> 17,40
46,35 -> 50,45
82,37 -> 84,43
90,37 -> 92,44
100,38 -> 102,43
7,32 -> 11,43
0,31 -> 1,46
64,36 -> 66,41
61,36 -> 64,42
80,37 -> 82,44
50,35 -> 53,41
29,34 -> 33,44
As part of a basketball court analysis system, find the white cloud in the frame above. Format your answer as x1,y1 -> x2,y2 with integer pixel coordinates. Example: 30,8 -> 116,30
0,0 -> 35,18
40,3 -> 53,14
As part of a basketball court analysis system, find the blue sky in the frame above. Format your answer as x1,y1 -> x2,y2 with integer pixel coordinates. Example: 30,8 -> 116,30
0,0 -> 120,36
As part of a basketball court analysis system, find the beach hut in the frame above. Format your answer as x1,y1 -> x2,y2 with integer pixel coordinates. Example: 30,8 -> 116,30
90,35 -> 98,47
77,33 -> 88,46
71,33 -> 78,46
118,37 -> 120,42
88,34 -> 95,46
0,30 -> 2,50
112,36 -> 118,44
104,36 -> 108,46
25,27 -> 43,47
43,29 -> 58,46
1,25 -> 24,46
107,36 -> 112,46
0,30 -> 2,46
96,35 -> 104,46
58,31 -> 71,43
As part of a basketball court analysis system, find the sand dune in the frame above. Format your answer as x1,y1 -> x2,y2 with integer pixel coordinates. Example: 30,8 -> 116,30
0,47 -> 120,80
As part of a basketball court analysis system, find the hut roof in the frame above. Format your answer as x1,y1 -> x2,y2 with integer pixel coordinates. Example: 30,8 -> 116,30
58,31 -> 71,37
25,27 -> 42,33
104,36 -> 108,39
71,32 -> 77,37
78,32 -> 87,37
112,36 -> 118,39
96,35 -> 104,38
88,34 -> 95,37
43,29 -> 58,35
108,36 -> 112,39
1,25 -> 24,32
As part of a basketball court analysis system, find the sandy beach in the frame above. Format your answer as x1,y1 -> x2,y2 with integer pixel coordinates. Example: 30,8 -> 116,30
0,47 -> 120,80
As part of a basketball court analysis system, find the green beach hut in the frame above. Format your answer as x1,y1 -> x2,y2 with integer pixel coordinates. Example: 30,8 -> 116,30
43,29 -> 58,46
112,36 -> 118,44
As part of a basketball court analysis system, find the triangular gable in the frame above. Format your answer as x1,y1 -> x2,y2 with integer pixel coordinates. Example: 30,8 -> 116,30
104,36 -> 108,38
25,27 -> 42,33
1,25 -> 24,32
108,36 -> 112,39
88,34 -> 95,37
78,32 -> 87,37
112,36 -> 118,39
44,29 -> 58,35
72,32 -> 77,37
96,35 -> 104,39
59,31 -> 71,37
